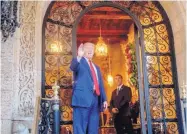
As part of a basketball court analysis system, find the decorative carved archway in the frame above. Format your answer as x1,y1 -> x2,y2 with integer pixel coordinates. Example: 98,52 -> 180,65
42,1 -> 184,134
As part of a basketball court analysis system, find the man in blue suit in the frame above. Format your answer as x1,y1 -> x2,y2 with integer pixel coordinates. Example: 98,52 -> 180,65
70,42 -> 108,134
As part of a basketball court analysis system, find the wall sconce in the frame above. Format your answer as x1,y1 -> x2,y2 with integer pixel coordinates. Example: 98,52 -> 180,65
107,74 -> 113,87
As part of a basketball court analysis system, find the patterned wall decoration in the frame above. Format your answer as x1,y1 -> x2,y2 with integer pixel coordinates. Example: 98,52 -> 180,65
1,1 -> 19,42
44,1 -> 181,133
45,23 -> 72,87
44,2 -> 80,125
18,1 -> 37,116
60,88 -> 73,120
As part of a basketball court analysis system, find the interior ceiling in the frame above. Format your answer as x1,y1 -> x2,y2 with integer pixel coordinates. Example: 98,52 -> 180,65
77,6 -> 133,44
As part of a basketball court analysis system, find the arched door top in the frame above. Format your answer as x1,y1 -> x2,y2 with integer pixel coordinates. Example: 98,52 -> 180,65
72,2 -> 144,57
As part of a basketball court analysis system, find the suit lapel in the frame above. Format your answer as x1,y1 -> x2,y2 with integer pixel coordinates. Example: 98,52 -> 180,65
115,85 -> 124,99
114,89 -> 119,107
114,89 -> 118,99
118,85 -> 124,94
82,57 -> 93,81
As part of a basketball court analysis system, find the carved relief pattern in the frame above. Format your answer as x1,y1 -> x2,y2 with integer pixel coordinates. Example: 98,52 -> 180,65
45,23 -> 72,86
144,25 -> 169,54
146,56 -> 173,85
112,1 -> 132,8
159,56 -> 173,85
130,1 -> 163,26
1,1 -> 19,42
18,1 -> 37,116
150,88 -> 163,119
146,56 -> 160,85
61,125 -> 73,134
80,1 -> 102,7
155,24 -> 170,53
60,89 -> 73,121
132,2 -> 177,132
49,2 -> 82,26
144,27 -> 157,53
149,88 -> 176,119
163,88 -> 176,118
166,122 -> 179,134
45,22 -> 72,54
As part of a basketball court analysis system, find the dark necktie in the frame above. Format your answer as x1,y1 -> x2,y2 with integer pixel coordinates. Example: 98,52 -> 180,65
116,87 -> 120,95
89,60 -> 100,96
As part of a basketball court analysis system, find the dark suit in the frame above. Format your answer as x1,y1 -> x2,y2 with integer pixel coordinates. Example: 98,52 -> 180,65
70,57 -> 107,134
110,85 -> 133,134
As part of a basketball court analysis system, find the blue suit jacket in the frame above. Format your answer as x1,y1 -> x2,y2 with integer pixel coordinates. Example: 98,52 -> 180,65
70,57 -> 107,111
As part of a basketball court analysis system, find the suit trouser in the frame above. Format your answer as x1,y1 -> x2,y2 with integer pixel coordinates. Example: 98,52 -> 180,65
73,94 -> 99,134
114,114 -> 134,134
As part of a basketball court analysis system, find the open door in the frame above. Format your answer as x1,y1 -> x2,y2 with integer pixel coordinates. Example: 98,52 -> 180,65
134,25 -> 147,134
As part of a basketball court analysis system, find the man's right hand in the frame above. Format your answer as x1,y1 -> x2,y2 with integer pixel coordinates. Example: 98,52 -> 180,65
112,108 -> 119,114
78,43 -> 84,57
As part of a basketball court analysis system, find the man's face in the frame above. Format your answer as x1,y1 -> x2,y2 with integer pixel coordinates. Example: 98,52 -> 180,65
114,75 -> 123,86
83,43 -> 95,60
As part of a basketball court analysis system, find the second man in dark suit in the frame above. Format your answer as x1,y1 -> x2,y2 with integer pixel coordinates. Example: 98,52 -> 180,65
110,74 -> 133,134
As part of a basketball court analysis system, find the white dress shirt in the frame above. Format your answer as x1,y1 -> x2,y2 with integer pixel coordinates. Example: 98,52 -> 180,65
117,84 -> 123,91
77,56 -> 99,80
116,84 -> 123,95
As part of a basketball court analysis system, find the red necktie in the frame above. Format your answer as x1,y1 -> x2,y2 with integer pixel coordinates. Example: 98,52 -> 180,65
89,60 -> 100,96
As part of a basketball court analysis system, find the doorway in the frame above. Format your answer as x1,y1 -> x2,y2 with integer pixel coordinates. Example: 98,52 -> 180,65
76,7 -> 140,133
43,1 -> 184,134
